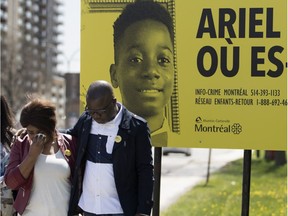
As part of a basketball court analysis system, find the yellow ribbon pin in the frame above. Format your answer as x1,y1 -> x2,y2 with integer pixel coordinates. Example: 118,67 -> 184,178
64,149 -> 71,156
115,135 -> 122,143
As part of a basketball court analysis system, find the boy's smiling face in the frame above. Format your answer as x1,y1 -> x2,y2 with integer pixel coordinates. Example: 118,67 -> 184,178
110,19 -> 174,119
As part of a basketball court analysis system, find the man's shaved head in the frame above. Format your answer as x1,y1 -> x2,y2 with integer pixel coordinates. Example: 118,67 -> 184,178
86,80 -> 115,101
85,80 -> 118,123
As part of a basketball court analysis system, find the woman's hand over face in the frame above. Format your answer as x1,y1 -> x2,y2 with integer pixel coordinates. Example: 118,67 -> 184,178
28,133 -> 46,157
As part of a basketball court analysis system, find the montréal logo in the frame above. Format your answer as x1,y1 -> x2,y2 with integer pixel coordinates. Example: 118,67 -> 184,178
231,123 -> 242,134
195,117 -> 242,134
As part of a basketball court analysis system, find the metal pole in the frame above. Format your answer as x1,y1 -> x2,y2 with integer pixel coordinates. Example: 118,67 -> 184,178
205,148 -> 212,186
241,150 -> 252,216
152,147 -> 162,216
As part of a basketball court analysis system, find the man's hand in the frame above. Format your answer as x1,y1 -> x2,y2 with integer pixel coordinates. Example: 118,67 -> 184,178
12,128 -> 27,143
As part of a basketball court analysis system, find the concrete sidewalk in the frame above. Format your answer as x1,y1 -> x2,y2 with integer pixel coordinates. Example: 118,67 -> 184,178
159,148 -> 244,212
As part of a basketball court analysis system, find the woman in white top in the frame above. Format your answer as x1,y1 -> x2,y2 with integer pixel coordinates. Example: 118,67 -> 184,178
4,97 -> 76,216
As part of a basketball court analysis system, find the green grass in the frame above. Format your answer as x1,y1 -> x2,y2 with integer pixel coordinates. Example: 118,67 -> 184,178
161,154 -> 287,216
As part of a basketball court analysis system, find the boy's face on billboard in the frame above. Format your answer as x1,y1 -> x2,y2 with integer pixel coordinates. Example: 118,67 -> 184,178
110,19 -> 174,118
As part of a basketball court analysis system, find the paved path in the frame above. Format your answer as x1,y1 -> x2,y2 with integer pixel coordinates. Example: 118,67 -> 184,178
159,148 -> 244,212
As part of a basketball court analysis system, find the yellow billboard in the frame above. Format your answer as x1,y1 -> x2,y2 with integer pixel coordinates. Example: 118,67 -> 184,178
81,0 -> 287,150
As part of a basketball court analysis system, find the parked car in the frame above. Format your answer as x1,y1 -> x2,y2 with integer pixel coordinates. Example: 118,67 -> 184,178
163,147 -> 192,156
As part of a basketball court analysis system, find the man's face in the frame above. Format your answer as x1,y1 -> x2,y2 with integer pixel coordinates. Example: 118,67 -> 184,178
86,96 -> 116,124
110,19 -> 174,118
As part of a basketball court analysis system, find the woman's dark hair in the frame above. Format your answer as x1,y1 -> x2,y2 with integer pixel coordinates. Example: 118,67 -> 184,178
20,98 -> 57,139
1,95 -> 15,145
113,1 -> 174,61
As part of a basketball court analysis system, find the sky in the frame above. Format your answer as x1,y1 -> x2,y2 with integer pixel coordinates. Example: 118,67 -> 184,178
58,0 -> 80,73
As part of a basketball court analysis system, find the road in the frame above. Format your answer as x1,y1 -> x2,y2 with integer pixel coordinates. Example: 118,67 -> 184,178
158,148 -> 244,211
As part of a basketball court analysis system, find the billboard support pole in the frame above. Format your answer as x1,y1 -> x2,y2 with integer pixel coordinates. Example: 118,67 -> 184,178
205,148 -> 212,186
152,147 -> 162,216
241,149 -> 252,216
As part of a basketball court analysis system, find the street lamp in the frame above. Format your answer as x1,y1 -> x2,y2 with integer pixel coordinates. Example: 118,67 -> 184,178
66,48 -> 80,73
59,48 -> 80,73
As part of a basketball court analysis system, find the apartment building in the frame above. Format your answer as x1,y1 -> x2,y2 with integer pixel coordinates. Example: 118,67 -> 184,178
1,0 -> 65,126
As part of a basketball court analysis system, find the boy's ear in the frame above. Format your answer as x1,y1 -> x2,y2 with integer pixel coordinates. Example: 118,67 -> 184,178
109,64 -> 119,88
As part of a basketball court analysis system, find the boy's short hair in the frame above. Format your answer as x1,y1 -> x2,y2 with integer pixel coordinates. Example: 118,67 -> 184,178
113,1 -> 174,60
